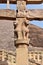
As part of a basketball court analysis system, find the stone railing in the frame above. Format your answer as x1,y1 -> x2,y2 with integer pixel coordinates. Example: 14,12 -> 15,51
0,49 -> 16,65
28,51 -> 43,65
0,49 -> 43,65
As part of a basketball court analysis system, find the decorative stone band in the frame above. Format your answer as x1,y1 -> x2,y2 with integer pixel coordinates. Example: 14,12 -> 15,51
0,9 -> 16,20
15,39 -> 30,46
0,0 -> 43,4
0,9 -> 43,20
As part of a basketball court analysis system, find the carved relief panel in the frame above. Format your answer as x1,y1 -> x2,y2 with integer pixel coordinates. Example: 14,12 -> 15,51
16,1 -> 26,18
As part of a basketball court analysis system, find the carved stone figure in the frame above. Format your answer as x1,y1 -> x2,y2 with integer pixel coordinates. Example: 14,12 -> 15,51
14,19 -> 23,39
22,20 -> 29,39
17,1 -> 26,11
14,18 -> 29,40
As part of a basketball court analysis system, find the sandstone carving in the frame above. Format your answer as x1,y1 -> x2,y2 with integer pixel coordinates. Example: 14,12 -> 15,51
0,9 -> 43,20
0,0 -> 43,65
14,18 -> 29,40
17,1 -> 26,11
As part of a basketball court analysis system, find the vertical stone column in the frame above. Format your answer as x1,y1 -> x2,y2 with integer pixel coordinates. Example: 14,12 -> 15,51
15,18 -> 30,65
16,45 -> 28,65
14,1 -> 30,65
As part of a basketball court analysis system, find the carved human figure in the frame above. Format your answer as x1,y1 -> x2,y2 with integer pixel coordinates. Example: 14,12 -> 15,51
14,19 -> 29,40
17,1 -> 26,17
22,20 -> 29,39
17,1 -> 26,11
14,19 -> 23,39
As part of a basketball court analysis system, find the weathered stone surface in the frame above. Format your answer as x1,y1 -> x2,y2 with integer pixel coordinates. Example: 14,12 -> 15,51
29,24 -> 43,47
0,61 -> 8,65
14,18 -> 29,39
27,9 -> 43,20
0,20 -> 15,51
27,0 -> 42,4
16,2 -> 29,65
0,9 -> 16,19
16,45 -> 28,65
28,45 -> 43,51
14,23 -> 43,47
17,9 -> 43,20
17,1 -> 26,11
0,9 -> 43,20
0,0 -> 43,4
17,10 -> 26,18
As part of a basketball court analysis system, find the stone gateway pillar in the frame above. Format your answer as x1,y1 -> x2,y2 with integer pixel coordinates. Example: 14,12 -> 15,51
14,1 -> 30,65
14,18 -> 30,65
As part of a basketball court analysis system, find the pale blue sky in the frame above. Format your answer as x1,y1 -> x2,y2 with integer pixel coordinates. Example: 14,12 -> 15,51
0,3 -> 43,28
